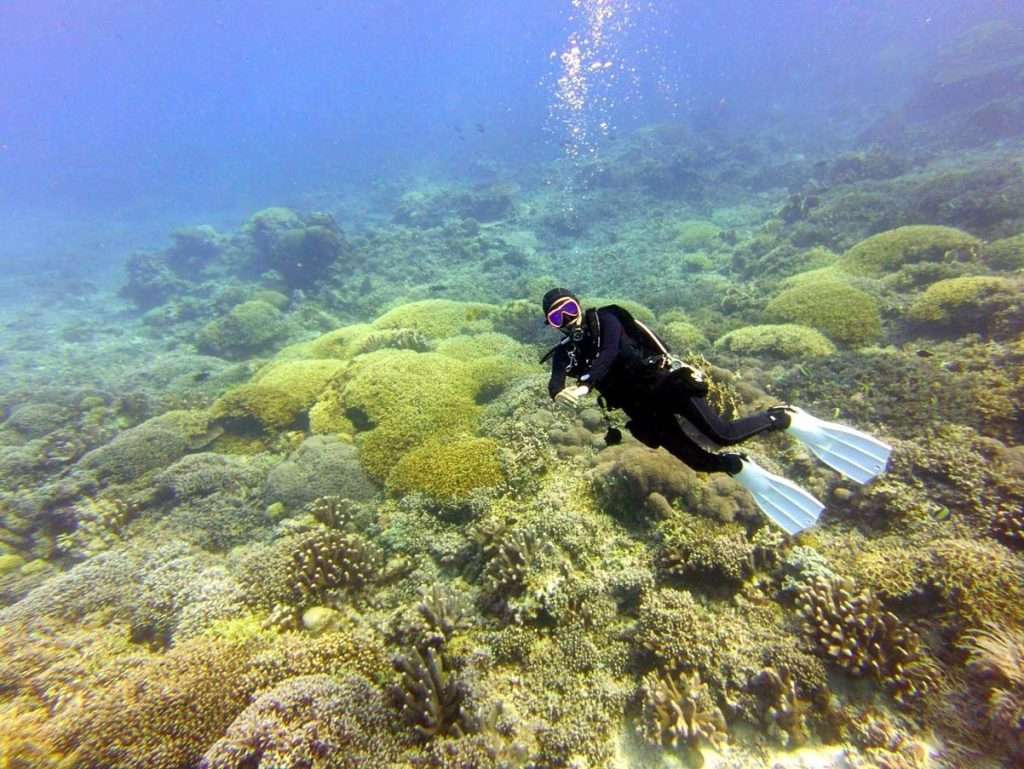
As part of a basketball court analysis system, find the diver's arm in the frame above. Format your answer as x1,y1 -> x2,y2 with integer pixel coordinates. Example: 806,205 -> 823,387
580,310 -> 623,388
548,346 -> 569,398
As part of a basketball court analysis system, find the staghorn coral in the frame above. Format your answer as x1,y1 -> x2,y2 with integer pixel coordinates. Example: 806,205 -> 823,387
55,494 -> 137,559
391,646 -> 477,740
633,588 -> 729,674
637,668 -> 727,755
49,626 -> 268,769
747,666 -> 810,747
200,674 -> 404,769
796,575 -> 938,708
845,714 -> 931,769
992,504 -> 1024,548
854,536 -> 1024,632
479,525 -> 549,618
289,528 -> 380,603
306,494 -> 361,529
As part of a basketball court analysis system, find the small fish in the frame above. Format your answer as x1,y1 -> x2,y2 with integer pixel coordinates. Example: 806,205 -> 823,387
915,349 -> 933,358
475,122 -> 486,134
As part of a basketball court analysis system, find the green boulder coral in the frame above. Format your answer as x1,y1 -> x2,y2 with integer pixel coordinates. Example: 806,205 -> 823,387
196,300 -> 287,359
839,225 -> 981,277
373,299 -> 497,340
77,410 -> 216,483
906,275 -> 1016,325
764,277 -> 882,345
984,233 -> 1024,270
714,324 -> 836,359
335,350 -> 485,481
209,383 -> 306,433
386,436 -> 504,502
673,219 -> 722,251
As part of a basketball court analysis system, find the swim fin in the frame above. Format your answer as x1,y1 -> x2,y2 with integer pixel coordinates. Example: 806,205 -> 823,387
732,456 -> 824,535
785,407 -> 891,485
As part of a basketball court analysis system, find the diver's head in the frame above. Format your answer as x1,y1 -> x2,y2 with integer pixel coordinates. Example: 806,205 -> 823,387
542,288 -> 582,333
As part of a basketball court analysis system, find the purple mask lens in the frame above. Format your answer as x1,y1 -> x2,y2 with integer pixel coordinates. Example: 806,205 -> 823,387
547,299 -> 580,327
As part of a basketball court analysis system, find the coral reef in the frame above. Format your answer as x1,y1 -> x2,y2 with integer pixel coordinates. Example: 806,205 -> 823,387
243,207 -> 353,289
76,409 -> 216,483
905,274 -> 1017,331
243,527 -> 381,612
748,666 -> 810,748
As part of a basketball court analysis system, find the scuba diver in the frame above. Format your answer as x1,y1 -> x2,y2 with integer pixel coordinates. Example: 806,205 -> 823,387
540,288 -> 892,534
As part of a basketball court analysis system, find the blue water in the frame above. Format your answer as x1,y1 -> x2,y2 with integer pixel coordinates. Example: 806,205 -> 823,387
2,0 -> 1020,278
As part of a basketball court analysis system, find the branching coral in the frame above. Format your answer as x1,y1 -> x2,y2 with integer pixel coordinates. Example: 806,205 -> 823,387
416,584 -> 473,650
637,668 -> 727,754
390,646 -> 477,740
796,576 -> 938,708
289,528 -> 380,603
992,504 -> 1024,548
306,495 -> 360,529
747,666 -> 810,747
845,714 -> 931,769
240,527 -> 381,613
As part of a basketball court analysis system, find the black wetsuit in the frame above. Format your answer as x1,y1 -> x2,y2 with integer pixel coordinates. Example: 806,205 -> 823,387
547,307 -> 784,474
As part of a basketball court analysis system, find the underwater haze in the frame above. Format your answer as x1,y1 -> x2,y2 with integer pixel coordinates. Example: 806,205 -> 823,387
2,1 -> 1024,768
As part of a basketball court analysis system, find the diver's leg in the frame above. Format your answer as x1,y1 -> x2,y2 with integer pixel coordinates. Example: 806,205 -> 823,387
677,396 -> 789,445
627,415 -> 742,474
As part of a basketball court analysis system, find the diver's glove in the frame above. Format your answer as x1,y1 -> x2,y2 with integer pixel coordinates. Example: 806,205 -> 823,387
554,385 -> 591,408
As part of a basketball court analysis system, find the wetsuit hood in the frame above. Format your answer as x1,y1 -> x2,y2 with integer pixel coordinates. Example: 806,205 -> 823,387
541,287 -> 579,315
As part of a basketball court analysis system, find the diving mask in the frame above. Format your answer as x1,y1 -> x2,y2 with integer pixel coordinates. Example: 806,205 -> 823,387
546,297 -> 581,328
